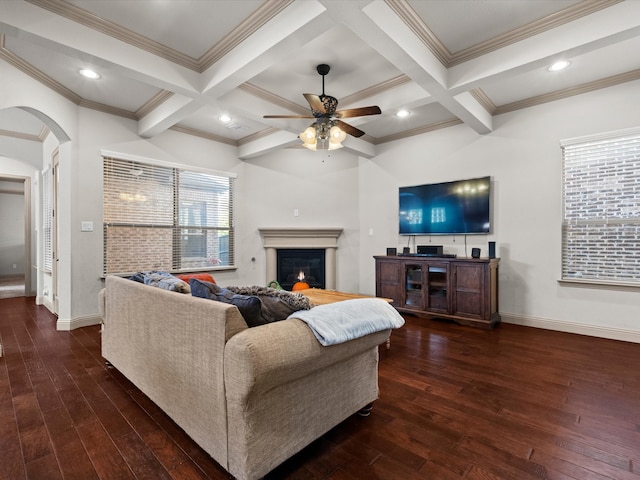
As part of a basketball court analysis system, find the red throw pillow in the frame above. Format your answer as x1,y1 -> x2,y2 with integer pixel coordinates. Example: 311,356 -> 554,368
177,273 -> 216,284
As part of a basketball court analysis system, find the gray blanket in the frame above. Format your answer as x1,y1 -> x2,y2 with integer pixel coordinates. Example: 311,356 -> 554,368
289,298 -> 405,346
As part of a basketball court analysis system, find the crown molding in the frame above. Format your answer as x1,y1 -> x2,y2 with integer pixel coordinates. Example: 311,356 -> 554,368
25,0 -> 293,73
0,128 -> 43,142
0,36 -> 82,104
470,89 -> 496,115
238,127 -> 281,146
26,0 -> 200,70
374,119 -> 463,145
494,68 -> 640,115
384,0 -> 449,65
38,125 -> 51,141
239,83 -> 310,116
449,0 -> 622,66
198,0 -> 294,72
135,91 -> 174,119
340,75 -> 412,107
387,0 -> 620,68
78,99 -> 137,120
169,125 -> 238,146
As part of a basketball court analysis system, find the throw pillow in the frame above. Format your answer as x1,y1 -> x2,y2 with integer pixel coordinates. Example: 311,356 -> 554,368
177,273 -> 216,284
129,271 -> 191,294
189,279 -> 264,327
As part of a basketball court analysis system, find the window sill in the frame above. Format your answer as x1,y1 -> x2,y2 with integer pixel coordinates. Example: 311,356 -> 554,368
558,278 -> 640,291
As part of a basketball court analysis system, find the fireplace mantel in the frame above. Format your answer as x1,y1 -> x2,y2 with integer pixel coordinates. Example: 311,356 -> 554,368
259,228 -> 343,289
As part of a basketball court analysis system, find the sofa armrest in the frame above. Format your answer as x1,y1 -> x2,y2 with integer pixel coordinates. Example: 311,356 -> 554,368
224,318 -> 389,400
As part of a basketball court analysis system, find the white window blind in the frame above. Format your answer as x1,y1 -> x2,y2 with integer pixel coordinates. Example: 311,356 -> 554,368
42,167 -> 52,273
103,157 -> 234,275
561,128 -> 640,284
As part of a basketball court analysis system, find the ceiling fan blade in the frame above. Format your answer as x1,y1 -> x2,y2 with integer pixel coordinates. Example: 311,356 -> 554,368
336,120 -> 365,138
303,93 -> 326,114
334,106 -> 381,118
263,114 -> 314,119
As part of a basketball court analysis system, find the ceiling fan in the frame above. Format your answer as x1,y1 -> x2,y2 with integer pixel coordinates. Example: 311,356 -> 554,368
263,64 -> 381,148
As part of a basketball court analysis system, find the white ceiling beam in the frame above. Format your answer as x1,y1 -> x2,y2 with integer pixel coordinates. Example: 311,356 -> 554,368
140,1 -> 335,141
199,1 -> 331,98
238,130 -> 300,160
448,0 -> 640,93
138,95 -> 203,138
347,0 -> 492,134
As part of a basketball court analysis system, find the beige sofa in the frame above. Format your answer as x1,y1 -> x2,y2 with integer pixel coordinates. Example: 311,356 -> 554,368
100,275 -> 391,480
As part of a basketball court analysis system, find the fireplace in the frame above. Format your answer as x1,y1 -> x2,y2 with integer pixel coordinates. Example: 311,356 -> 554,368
259,228 -> 343,290
277,249 -> 325,290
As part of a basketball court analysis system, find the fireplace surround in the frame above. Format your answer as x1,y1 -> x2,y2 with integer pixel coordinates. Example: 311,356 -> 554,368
259,228 -> 343,290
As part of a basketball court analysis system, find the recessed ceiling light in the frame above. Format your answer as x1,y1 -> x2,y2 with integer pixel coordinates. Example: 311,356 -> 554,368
218,114 -> 232,123
395,109 -> 410,118
548,60 -> 571,72
79,68 -> 101,79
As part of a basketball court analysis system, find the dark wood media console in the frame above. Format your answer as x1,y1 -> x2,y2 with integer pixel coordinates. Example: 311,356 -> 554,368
374,255 -> 500,329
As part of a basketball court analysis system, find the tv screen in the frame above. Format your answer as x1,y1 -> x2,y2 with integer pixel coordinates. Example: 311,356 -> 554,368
399,176 -> 491,235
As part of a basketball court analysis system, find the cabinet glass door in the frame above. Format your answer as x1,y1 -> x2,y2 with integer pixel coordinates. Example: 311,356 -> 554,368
404,264 -> 423,308
427,265 -> 448,312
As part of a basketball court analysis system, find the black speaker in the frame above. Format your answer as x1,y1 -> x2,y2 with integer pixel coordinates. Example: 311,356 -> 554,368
402,247 -> 410,254
488,241 -> 496,259
386,247 -> 397,256
471,248 -> 481,258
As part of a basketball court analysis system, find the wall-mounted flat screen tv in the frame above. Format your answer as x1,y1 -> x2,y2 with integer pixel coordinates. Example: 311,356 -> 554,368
399,176 -> 491,235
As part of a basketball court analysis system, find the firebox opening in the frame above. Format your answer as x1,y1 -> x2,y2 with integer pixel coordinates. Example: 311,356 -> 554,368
277,249 -> 325,291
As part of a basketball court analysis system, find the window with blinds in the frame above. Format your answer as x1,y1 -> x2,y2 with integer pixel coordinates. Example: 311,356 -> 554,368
561,127 -> 640,285
42,167 -> 52,273
103,157 -> 234,275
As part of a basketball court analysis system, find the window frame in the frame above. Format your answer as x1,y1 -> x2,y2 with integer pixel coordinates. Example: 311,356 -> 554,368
560,126 -> 640,288
102,153 -> 236,276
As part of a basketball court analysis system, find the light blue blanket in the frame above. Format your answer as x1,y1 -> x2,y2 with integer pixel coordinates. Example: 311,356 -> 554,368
289,298 -> 405,346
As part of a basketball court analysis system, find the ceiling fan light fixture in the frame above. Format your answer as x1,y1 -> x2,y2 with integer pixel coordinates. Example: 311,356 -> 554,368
300,126 -> 317,145
330,125 -> 347,143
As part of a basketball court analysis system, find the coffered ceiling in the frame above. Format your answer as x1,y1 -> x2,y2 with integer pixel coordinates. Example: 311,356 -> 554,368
1,0 -> 640,159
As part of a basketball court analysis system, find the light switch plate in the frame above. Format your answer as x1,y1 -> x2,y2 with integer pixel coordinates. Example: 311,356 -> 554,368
81,221 -> 94,232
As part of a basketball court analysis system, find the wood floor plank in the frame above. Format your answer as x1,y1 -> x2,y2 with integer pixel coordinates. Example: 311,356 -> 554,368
3,298 -> 640,479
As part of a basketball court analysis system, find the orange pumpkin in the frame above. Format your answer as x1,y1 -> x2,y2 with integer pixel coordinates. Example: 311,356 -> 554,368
292,281 -> 309,291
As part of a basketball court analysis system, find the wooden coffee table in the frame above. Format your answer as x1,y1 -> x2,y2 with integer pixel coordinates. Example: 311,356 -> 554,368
296,288 -> 394,349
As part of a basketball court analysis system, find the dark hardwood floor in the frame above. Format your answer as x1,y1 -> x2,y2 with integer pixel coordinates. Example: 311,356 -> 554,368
1,296 -> 639,480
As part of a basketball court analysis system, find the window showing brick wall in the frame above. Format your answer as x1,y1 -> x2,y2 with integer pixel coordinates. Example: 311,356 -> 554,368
561,128 -> 640,284
103,157 -> 234,275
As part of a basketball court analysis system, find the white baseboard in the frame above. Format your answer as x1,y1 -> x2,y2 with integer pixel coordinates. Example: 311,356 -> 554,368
56,314 -> 102,331
36,296 -> 55,314
501,313 -> 640,344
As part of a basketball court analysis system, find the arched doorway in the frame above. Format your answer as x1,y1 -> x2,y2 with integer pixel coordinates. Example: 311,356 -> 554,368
0,106 -> 69,310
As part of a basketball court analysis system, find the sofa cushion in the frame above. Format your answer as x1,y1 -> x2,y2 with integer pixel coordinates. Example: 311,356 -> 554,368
226,286 -> 313,324
190,279 -> 264,327
129,271 -> 191,294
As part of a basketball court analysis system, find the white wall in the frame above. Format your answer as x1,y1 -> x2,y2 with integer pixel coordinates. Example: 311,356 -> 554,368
2,56 -> 639,341
358,79 -> 640,341
241,148 -> 362,292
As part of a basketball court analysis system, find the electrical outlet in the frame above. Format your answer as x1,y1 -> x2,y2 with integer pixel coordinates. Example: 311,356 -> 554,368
81,221 -> 94,232
293,209 -> 299,217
